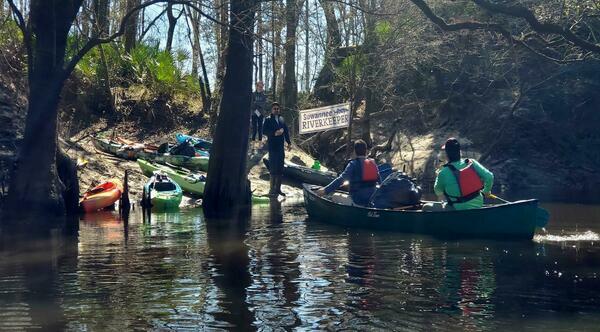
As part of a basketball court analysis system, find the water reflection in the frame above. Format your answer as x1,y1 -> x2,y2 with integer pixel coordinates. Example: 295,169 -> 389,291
1,203 -> 600,330
0,222 -> 78,331
205,213 -> 253,330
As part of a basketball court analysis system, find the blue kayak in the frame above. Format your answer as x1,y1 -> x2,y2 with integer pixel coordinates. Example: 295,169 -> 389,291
176,133 -> 212,151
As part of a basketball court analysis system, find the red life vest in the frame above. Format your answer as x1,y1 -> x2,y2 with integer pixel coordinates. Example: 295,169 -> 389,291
361,158 -> 379,182
444,159 -> 484,203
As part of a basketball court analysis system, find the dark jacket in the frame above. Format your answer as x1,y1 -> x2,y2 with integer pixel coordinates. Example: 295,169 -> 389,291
263,114 -> 291,152
324,157 -> 381,206
251,91 -> 267,116
263,114 -> 291,175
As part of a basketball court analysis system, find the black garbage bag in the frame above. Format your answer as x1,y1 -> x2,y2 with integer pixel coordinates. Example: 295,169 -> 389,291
169,139 -> 196,157
369,171 -> 422,209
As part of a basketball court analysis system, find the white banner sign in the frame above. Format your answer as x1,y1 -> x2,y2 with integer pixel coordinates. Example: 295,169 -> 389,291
298,103 -> 351,134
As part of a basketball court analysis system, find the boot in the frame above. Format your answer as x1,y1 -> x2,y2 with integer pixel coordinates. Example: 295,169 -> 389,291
276,176 -> 286,197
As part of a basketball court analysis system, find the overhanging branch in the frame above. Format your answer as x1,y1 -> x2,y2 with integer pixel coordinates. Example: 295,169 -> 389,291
408,0 -> 595,63
473,0 -> 600,54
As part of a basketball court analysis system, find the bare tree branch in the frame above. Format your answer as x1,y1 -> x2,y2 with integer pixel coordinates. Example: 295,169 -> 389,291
473,0 -> 600,54
408,0 -> 594,64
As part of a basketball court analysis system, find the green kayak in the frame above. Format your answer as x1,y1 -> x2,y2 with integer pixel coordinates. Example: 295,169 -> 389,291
142,172 -> 183,211
138,159 -> 206,197
303,184 -> 548,240
93,137 -> 209,171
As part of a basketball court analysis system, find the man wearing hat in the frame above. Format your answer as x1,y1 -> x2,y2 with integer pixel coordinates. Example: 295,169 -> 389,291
263,102 -> 291,197
426,137 -> 494,210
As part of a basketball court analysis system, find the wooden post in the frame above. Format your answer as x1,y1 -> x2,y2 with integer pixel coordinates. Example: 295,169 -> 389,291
119,169 -> 131,217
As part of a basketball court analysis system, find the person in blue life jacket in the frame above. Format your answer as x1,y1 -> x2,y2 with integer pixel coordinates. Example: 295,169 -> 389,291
263,102 -> 291,197
423,137 -> 494,211
316,140 -> 381,206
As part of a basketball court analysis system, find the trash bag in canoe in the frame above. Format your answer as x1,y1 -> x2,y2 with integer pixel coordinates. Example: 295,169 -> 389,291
169,139 -> 196,157
369,171 -> 422,209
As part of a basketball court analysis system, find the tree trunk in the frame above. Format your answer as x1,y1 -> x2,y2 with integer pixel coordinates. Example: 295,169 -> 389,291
198,39 -> 212,113
304,0 -> 309,92
92,0 -> 109,38
360,0 -> 380,146
281,0 -> 303,136
4,0 -> 81,219
203,0 -> 257,218
123,0 -> 141,52
314,0 -> 342,102
257,1 -> 263,82
271,0 -> 278,97
185,7 -> 199,76
165,3 -> 177,52
209,0 -> 229,135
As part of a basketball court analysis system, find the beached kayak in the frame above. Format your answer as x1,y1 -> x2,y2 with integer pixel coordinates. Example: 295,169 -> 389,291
80,180 -> 122,212
303,184 -> 548,239
176,133 -> 212,151
142,172 -> 183,211
93,136 -> 209,171
263,158 -> 338,186
138,159 -> 206,196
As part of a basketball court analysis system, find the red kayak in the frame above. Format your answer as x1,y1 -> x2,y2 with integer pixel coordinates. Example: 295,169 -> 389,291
80,180 -> 122,212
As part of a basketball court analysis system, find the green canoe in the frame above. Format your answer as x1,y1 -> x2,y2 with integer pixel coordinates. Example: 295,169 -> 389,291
303,184 -> 547,239
142,172 -> 183,211
138,159 -> 206,197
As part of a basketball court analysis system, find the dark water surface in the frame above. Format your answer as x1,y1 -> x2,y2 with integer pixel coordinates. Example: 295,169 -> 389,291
1,202 -> 600,331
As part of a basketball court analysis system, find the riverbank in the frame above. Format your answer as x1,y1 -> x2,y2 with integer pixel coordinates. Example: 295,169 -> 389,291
62,122 -> 321,204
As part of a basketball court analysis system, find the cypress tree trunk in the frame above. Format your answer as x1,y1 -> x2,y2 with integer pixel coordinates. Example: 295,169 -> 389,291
4,0 -> 82,219
203,0 -> 257,218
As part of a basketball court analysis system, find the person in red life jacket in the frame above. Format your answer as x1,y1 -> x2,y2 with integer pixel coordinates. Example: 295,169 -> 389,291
316,140 -> 381,206
425,137 -> 494,211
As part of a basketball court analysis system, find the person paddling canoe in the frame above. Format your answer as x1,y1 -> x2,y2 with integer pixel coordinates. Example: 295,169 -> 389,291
424,137 -> 494,211
316,140 -> 381,206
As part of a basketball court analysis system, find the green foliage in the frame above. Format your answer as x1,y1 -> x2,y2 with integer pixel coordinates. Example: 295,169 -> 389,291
0,20 -> 23,46
74,41 -> 199,99
375,21 -> 393,41
338,53 -> 368,79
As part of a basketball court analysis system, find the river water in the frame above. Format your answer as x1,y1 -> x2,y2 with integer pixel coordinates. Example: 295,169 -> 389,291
1,202 -> 599,331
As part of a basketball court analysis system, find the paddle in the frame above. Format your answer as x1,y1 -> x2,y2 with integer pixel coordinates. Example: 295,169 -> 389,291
487,193 -> 510,204
488,193 -> 550,228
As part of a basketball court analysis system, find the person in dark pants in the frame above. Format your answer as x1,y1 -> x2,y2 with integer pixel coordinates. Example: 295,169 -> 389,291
263,102 -> 291,197
251,81 -> 267,142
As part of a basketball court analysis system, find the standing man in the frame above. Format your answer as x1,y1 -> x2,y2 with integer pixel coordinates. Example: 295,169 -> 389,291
251,81 -> 267,143
263,102 -> 291,197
